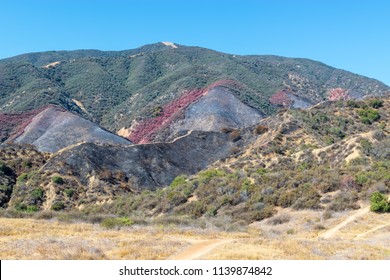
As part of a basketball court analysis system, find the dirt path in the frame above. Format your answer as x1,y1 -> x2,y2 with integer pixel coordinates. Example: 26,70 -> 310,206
319,206 -> 370,239
354,223 -> 390,240
167,239 -> 233,260
170,130 -> 193,143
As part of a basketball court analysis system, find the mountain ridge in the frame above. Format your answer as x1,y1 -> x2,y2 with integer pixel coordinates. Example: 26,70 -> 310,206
1,42 -> 388,145
0,43 -> 389,222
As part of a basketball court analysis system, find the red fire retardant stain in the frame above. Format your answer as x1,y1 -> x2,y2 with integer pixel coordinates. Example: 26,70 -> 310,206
328,88 -> 350,101
128,80 -> 241,144
269,89 -> 293,107
0,104 -> 62,142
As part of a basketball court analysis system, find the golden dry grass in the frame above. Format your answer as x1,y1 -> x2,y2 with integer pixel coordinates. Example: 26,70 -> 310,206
0,218 -> 244,260
0,206 -> 389,260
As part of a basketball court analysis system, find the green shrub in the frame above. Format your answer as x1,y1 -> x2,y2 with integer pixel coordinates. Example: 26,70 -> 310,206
256,168 -> 268,175
370,191 -> 390,212
17,171 -> 39,185
360,139 -> 372,155
26,205 -> 39,212
64,189 -> 75,198
169,176 -> 186,189
17,173 -> 29,183
51,202 -> 65,211
100,217 -> 134,229
330,127 -> 345,139
205,207 -> 218,217
358,108 -> 380,124
368,99 -> 384,109
31,188 -> 44,200
355,173 -> 369,185
15,203 -> 27,211
346,100 -> 360,108
22,160 -> 33,169
52,176 -> 64,185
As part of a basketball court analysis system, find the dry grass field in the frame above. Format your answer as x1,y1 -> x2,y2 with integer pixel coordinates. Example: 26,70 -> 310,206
0,205 -> 389,260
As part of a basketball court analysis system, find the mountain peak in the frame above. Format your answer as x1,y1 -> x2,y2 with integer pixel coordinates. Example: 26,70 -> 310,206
161,41 -> 178,49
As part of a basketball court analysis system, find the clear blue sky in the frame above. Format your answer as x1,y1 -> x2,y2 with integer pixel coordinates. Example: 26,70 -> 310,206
1,0 -> 389,85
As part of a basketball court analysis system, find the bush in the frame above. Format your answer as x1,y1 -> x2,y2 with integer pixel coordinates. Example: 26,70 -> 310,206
26,205 -> 39,212
0,162 -> 13,176
252,205 -> 276,221
14,203 -> 27,211
292,184 -> 321,210
267,214 -> 291,225
358,108 -> 380,124
328,191 -> 359,211
169,176 -> 186,189
355,173 -> 369,185
52,176 -> 64,185
229,130 -> 241,142
31,188 -> 44,200
0,184 -> 12,195
360,139 -> 372,155
370,191 -> 390,212
368,99 -> 383,109
22,160 -> 33,169
51,202 -> 65,211
254,125 -> 269,135
64,188 -> 75,198
100,217 -> 134,229
17,173 -> 29,183
346,100 -> 360,108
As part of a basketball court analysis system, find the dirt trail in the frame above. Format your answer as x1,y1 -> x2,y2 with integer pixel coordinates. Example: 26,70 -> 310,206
170,130 -> 193,143
319,206 -> 370,239
167,239 -> 233,260
354,223 -> 390,240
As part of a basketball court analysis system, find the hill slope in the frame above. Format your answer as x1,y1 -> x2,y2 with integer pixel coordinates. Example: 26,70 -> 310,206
14,106 -> 131,152
1,96 -> 389,217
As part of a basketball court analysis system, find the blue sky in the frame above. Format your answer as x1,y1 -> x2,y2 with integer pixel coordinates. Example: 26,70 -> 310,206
1,0 -> 389,85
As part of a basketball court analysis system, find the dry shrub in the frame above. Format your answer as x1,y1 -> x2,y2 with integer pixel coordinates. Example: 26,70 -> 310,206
229,130 -> 241,142
254,125 -> 269,135
328,191 -> 359,211
267,214 -> 291,225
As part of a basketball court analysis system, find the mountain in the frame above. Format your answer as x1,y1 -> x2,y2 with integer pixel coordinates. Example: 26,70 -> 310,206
0,42 -> 388,144
0,43 -> 389,222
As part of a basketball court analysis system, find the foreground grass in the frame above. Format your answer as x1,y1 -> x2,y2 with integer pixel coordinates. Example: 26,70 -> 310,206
0,217 -> 247,260
0,206 -> 389,260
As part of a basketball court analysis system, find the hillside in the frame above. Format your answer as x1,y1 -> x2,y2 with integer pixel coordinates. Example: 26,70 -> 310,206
0,43 -> 389,228
14,105 -> 131,152
90,97 -> 390,223
1,43 -> 388,144
0,96 -> 388,221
